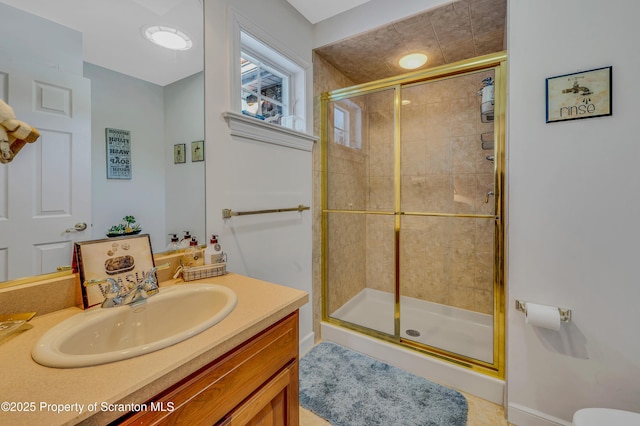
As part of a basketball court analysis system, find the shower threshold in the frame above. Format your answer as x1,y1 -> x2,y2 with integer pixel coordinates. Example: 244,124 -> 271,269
330,288 -> 494,363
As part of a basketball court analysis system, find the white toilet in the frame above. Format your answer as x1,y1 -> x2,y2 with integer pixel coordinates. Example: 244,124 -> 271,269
573,408 -> 640,425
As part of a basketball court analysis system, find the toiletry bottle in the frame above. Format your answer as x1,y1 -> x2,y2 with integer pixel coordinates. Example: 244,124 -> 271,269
166,234 -> 180,251
182,237 -> 203,267
180,231 -> 192,248
204,234 -> 223,265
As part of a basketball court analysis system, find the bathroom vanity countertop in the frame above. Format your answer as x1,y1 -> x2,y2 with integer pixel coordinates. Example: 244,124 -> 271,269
0,273 -> 308,426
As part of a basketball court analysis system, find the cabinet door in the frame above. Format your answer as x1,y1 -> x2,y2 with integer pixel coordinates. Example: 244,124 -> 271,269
220,361 -> 298,426
119,311 -> 299,426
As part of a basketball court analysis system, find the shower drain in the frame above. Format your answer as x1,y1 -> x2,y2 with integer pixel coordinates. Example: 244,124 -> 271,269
405,329 -> 421,337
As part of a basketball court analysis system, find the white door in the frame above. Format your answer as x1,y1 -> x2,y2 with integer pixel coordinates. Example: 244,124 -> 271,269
0,62 -> 91,281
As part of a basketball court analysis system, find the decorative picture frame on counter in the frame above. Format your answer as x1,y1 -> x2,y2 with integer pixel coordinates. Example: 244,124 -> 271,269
546,66 -> 612,123
191,140 -> 204,162
74,234 -> 155,308
174,143 -> 186,164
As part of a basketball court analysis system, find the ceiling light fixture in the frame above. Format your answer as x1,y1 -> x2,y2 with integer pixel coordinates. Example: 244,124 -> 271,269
399,53 -> 428,70
144,25 -> 193,51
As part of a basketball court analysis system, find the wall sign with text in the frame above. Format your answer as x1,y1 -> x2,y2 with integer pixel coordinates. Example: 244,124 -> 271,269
546,66 -> 612,123
106,128 -> 132,179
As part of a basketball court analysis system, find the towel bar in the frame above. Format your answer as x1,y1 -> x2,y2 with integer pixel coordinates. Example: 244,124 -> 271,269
222,204 -> 310,219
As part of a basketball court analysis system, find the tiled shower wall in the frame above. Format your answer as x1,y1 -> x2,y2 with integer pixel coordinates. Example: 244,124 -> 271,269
312,54 -> 359,331
316,55 -> 496,318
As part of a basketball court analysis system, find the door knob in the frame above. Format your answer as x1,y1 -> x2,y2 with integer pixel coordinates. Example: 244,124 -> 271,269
65,222 -> 88,233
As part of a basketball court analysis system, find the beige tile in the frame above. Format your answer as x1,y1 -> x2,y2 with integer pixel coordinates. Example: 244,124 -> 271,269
300,407 -> 331,426
470,0 -> 507,35
461,391 -> 510,426
431,3 -> 473,44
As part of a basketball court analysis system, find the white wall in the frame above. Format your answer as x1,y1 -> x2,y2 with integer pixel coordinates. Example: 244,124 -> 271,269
164,72 -> 206,247
204,0 -> 315,350
507,1 -> 640,424
0,2 -> 82,75
85,63 -> 166,252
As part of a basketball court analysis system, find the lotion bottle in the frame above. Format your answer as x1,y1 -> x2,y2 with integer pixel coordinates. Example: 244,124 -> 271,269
204,234 -> 223,265
182,237 -> 203,267
166,234 -> 180,251
180,231 -> 192,249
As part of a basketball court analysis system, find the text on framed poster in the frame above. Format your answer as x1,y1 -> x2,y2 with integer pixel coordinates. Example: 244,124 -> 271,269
106,128 -> 131,179
546,66 -> 612,123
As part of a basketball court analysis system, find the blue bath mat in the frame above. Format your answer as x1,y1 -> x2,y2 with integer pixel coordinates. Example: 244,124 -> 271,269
299,342 -> 468,426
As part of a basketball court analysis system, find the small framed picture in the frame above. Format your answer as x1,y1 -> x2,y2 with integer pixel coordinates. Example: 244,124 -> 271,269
174,143 -> 186,164
191,140 -> 204,162
74,234 -> 155,308
546,66 -> 612,123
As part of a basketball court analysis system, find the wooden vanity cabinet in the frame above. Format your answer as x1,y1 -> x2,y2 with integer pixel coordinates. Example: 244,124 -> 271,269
119,311 -> 300,426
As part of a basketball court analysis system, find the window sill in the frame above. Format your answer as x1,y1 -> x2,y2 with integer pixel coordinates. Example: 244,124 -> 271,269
222,112 -> 317,152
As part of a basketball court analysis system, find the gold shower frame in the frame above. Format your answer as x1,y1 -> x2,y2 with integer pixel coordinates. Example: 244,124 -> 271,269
320,51 -> 507,379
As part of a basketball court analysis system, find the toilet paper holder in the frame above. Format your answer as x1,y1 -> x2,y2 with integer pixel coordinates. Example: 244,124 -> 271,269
515,300 -> 572,322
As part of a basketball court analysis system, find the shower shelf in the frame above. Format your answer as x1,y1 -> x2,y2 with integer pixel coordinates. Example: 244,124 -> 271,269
480,101 -> 494,123
481,132 -> 494,150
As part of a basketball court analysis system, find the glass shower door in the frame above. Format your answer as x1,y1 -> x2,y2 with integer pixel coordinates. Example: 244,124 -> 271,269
325,88 -> 397,337
398,70 -> 497,364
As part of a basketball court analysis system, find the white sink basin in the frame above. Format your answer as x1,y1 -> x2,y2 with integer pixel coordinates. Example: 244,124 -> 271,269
32,284 -> 237,368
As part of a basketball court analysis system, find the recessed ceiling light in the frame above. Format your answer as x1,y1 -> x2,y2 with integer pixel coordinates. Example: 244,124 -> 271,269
144,25 -> 193,51
399,53 -> 428,70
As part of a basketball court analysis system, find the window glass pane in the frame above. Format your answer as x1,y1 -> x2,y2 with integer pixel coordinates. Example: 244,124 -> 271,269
334,107 -> 345,130
262,102 -> 282,124
242,90 -> 260,116
240,38 -> 292,125
241,58 -> 258,92
260,71 -> 283,103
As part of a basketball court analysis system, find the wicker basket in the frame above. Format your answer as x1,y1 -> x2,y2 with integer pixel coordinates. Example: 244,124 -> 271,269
182,262 -> 227,282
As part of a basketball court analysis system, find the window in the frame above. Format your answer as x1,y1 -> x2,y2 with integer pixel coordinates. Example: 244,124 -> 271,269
333,100 -> 362,149
237,30 -> 306,131
333,106 -> 349,146
241,52 -> 288,125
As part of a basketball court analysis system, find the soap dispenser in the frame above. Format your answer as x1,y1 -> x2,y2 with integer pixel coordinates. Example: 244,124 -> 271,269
166,234 -> 180,252
180,231 -> 192,249
182,237 -> 203,267
204,234 -> 223,265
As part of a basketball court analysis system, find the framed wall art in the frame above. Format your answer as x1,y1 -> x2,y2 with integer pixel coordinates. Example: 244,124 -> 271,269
546,66 -> 612,123
191,140 -> 204,162
174,143 -> 186,164
75,234 -> 155,308
106,128 -> 132,179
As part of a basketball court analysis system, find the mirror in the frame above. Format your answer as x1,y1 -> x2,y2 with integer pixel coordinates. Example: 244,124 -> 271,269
0,0 -> 204,285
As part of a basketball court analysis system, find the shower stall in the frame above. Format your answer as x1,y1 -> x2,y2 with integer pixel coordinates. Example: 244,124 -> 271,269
321,52 -> 506,378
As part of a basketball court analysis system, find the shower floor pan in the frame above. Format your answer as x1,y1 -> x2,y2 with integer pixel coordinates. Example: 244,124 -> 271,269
330,288 -> 493,363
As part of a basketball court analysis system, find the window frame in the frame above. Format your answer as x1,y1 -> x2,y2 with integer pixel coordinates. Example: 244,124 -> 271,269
229,10 -> 309,132
333,105 -> 349,147
332,99 -> 362,150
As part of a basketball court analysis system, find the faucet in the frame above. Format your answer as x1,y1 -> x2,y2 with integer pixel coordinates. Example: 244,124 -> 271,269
84,263 -> 169,308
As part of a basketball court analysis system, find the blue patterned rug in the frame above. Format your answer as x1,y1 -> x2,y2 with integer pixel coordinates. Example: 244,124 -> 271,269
299,342 -> 468,426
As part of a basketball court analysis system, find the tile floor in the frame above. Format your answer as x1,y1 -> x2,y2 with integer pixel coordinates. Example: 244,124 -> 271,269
300,390 -> 511,425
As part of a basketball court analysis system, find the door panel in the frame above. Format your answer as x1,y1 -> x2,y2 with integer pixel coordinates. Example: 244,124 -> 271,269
398,70 -> 496,363
0,62 -> 91,281
325,88 -> 397,336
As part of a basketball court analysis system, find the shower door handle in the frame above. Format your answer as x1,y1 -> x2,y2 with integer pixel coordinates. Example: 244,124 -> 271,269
485,191 -> 494,203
